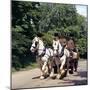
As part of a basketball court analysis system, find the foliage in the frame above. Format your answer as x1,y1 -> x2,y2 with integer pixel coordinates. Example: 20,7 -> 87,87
12,1 -> 87,70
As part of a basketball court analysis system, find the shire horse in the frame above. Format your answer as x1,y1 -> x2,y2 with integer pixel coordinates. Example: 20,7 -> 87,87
30,36 -> 53,79
50,37 -> 70,79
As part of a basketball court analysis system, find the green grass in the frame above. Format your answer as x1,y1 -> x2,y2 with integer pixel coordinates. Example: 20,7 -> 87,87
12,67 -> 17,72
25,63 -> 38,70
12,62 -> 38,73
12,58 -> 87,73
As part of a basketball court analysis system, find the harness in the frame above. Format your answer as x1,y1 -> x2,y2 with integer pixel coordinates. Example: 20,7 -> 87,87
53,41 -> 59,56
38,48 -> 46,57
44,48 -> 52,58
32,38 -> 46,57
53,42 -> 65,58
59,46 -> 65,57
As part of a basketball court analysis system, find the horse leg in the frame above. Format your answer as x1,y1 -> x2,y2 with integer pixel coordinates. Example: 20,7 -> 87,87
53,57 -> 60,79
36,57 -> 44,79
69,59 -> 74,74
66,58 -> 70,76
41,61 -> 50,78
60,56 -> 66,75
56,65 -> 61,79
39,60 -> 45,79
50,68 -> 54,77
50,57 -> 55,78
40,72 -> 45,79
47,62 -> 51,74
42,61 -> 47,71
40,66 -> 45,79
44,65 -> 49,75
74,59 -> 78,72
56,56 -> 66,79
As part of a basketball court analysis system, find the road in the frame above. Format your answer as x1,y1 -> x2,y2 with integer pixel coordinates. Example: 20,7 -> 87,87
12,60 -> 88,89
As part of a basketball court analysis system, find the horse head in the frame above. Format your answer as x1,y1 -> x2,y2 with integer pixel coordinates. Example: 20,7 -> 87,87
53,40 -> 59,56
30,36 -> 45,56
30,37 -> 39,53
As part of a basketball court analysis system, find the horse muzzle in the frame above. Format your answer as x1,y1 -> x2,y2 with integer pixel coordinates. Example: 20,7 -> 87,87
30,47 -> 36,53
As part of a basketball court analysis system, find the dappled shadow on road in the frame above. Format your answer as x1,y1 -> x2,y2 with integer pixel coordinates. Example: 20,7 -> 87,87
79,71 -> 87,78
61,78 -> 87,86
63,71 -> 88,85
72,71 -> 88,85
63,79 -> 87,85
31,70 -> 87,86
73,71 -> 87,78
72,79 -> 87,85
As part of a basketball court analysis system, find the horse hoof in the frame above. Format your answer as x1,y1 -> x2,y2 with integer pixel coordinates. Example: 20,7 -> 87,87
61,70 -> 65,74
74,69 -> 77,72
40,76 -> 45,80
69,70 -> 73,74
74,72 -> 78,75
56,74 -> 61,79
50,74 -> 54,78
59,70 -> 66,79
67,73 -> 70,76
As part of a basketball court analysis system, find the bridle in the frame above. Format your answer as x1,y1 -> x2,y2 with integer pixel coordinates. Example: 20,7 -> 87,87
53,42 -> 59,56
31,39 -> 46,56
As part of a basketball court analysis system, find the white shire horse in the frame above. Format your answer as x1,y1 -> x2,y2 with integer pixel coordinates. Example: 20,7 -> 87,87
50,39 -> 70,79
30,36 -> 53,79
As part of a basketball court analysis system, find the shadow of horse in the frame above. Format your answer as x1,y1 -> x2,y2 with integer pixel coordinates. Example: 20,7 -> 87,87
73,71 -> 87,78
32,76 -> 40,79
79,71 -> 87,78
71,71 -> 88,85
32,74 -> 49,79
73,79 -> 87,85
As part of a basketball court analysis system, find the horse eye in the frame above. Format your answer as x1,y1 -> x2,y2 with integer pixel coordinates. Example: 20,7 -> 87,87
35,42 -> 38,46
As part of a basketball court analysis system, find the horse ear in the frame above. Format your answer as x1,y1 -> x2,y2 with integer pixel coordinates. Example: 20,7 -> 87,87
54,33 -> 59,37
35,42 -> 38,46
37,32 -> 43,37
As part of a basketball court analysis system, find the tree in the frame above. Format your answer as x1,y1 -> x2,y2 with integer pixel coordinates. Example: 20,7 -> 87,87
12,1 -> 87,70
38,4 -> 77,32
12,1 -> 41,70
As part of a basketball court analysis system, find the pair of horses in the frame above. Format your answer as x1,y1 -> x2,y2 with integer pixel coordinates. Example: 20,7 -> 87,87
30,36 -> 79,79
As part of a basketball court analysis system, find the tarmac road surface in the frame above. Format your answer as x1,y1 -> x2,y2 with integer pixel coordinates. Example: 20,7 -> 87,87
12,59 -> 87,89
